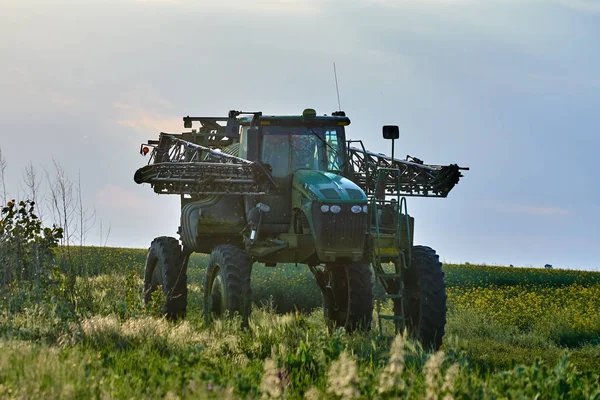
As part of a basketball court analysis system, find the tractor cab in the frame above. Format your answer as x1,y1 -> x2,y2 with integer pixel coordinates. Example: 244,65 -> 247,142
238,109 -> 361,247
238,109 -> 350,176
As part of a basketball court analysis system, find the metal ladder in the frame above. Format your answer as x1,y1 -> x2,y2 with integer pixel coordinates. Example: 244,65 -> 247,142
370,168 -> 412,335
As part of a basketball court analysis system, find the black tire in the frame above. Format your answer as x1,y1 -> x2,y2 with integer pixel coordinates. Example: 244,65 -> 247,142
143,236 -> 189,321
400,245 -> 447,350
322,262 -> 374,332
204,245 -> 253,326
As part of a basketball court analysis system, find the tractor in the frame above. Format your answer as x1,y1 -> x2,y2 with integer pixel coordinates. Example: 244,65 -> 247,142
134,108 -> 468,349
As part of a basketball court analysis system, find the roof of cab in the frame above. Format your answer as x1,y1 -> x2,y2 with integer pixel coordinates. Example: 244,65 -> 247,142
239,114 -> 351,126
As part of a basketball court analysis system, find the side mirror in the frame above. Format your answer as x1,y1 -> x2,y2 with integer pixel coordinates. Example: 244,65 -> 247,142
382,125 -> 399,140
226,119 -> 240,138
247,127 -> 260,161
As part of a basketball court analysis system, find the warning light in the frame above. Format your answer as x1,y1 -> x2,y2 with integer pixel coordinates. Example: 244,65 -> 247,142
302,108 -> 317,118
142,146 -> 150,156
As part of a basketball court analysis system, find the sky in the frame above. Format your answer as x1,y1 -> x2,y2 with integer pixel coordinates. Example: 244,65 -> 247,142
0,0 -> 598,270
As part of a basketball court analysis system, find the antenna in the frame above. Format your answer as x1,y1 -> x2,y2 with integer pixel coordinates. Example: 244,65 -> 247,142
333,62 -> 342,110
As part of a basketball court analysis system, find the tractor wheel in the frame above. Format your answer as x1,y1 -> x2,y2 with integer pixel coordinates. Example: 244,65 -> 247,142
204,245 -> 253,327
322,262 -> 374,332
400,245 -> 447,350
144,236 -> 189,321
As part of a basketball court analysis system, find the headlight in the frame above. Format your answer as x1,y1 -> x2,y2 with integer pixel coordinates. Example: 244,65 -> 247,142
362,205 -> 369,213
351,205 -> 362,214
321,205 -> 330,213
330,205 -> 341,213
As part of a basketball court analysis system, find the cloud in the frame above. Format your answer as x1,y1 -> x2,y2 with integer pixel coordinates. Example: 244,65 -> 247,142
368,0 -> 600,12
114,103 -> 182,134
132,0 -> 318,13
0,67 -> 79,109
112,89 -> 182,134
136,0 -> 183,3
50,93 -> 78,107
369,0 -> 470,4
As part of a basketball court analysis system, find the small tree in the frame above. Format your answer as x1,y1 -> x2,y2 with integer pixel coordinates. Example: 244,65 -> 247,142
0,199 -> 63,286
0,147 -> 7,205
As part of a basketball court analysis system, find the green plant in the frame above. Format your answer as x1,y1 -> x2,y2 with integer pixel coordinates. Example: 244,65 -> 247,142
125,269 -> 142,317
0,199 -> 63,286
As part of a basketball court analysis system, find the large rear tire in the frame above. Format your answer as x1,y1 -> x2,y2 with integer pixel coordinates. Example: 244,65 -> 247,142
143,236 -> 189,321
400,245 -> 447,350
204,245 -> 253,327
322,262 -> 374,332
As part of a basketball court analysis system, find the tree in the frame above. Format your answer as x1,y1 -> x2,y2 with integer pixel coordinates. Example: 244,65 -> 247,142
22,162 -> 43,222
0,147 -> 7,205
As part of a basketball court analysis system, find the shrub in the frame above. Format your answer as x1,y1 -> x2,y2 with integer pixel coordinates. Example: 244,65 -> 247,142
0,199 -> 63,286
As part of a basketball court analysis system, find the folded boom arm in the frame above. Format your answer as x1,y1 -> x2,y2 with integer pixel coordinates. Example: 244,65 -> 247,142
346,142 -> 468,198
134,133 -> 275,196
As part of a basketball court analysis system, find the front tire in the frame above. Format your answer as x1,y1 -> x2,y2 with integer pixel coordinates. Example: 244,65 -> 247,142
204,245 -> 253,326
143,236 -> 189,321
401,245 -> 447,350
322,262 -> 374,332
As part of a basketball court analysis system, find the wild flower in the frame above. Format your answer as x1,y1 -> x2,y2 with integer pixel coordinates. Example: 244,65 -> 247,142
326,351 -> 360,399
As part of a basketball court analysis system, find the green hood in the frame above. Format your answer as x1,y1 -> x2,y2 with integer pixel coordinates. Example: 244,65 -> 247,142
292,170 -> 367,203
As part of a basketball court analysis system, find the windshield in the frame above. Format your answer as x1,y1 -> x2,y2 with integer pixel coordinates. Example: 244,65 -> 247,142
261,126 -> 345,177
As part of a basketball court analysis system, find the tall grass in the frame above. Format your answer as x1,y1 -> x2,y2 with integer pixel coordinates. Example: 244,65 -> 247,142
1,246 -> 599,398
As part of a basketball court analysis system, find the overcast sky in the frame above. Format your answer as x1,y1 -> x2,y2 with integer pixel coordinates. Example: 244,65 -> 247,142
0,0 -> 598,270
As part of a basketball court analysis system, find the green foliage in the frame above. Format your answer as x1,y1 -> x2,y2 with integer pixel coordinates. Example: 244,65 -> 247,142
444,263 -> 600,288
1,246 -> 600,398
124,269 -> 143,317
148,287 -> 167,318
0,199 -> 63,285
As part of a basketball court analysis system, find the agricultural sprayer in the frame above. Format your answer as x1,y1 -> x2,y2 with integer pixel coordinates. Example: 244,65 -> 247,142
134,108 -> 468,349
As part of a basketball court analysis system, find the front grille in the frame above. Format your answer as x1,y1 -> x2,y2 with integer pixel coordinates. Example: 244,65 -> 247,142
312,202 -> 367,251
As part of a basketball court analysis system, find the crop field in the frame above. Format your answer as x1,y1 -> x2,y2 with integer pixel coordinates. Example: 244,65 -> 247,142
1,247 -> 600,399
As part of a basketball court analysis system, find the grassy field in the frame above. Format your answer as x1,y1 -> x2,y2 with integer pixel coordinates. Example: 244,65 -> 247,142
1,247 -> 600,399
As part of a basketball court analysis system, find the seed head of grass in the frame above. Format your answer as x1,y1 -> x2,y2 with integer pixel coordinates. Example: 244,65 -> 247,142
260,358 -> 286,399
326,351 -> 360,399
424,351 -> 446,400
378,333 -> 406,394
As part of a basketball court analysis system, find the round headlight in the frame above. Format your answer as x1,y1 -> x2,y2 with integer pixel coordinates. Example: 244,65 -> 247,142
330,205 -> 342,213
351,205 -> 362,214
362,205 -> 369,213
321,205 -> 330,213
